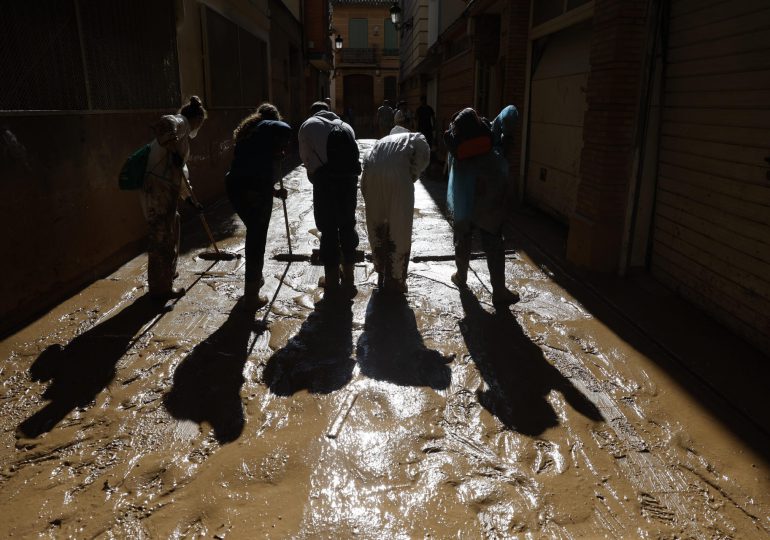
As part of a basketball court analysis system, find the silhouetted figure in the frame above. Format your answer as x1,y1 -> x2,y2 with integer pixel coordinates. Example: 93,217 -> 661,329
227,103 -> 291,308
361,126 -> 430,293
445,106 -> 519,306
18,295 -> 164,438
263,297 -> 355,395
376,99 -> 395,138
143,96 -> 207,301
298,101 -> 361,296
459,290 -> 603,435
415,95 -> 435,148
356,291 -> 451,389
164,299 -> 261,443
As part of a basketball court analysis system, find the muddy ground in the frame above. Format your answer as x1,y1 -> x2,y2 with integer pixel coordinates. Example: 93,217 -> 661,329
1,140 -> 769,538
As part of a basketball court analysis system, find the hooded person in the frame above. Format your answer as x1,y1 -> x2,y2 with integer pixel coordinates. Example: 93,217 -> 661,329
226,103 -> 292,309
298,101 -> 362,297
361,124 -> 430,293
444,105 -> 520,306
142,95 -> 207,301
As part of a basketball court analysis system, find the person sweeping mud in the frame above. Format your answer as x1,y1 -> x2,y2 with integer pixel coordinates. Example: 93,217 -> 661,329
444,105 -> 519,306
142,96 -> 206,301
298,101 -> 361,297
226,103 -> 291,308
361,120 -> 430,293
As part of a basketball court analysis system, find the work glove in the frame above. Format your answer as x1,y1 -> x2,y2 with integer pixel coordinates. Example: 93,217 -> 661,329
273,187 -> 288,200
185,196 -> 204,213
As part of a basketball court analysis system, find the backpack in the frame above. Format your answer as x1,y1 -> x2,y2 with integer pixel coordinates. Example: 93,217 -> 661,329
118,144 -> 151,190
324,120 -> 361,177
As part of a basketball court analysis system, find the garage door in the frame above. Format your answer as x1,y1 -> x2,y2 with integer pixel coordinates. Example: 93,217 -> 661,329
651,0 -> 770,352
526,20 -> 591,223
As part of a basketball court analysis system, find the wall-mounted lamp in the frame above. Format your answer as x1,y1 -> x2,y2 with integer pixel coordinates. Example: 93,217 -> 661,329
389,2 -> 413,32
335,34 -> 343,49
375,67 -> 381,77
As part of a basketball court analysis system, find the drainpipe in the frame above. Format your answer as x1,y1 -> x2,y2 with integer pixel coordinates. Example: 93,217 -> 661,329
618,0 -> 668,276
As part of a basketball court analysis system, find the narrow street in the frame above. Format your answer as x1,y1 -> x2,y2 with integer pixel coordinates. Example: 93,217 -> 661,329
1,140 -> 769,539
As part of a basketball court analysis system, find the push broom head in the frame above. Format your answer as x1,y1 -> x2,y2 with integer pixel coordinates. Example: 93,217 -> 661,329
198,250 -> 241,261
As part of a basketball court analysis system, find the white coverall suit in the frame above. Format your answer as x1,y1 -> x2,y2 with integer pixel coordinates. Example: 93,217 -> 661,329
361,128 -> 430,288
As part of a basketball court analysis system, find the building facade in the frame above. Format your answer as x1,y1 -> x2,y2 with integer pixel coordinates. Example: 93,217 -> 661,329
330,0 -> 401,137
403,0 -> 770,354
0,0 -> 320,335
305,0 -> 334,107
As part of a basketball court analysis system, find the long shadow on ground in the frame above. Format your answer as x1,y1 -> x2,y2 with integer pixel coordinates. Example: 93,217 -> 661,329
18,294 -> 165,438
356,291 -> 452,389
164,299 -> 261,443
459,289 -> 602,436
262,296 -> 355,395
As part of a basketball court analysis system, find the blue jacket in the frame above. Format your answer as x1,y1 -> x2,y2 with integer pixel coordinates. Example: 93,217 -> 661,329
447,105 -> 518,232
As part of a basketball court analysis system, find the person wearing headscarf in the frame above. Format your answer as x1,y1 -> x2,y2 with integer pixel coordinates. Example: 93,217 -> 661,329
361,121 -> 430,293
444,105 -> 520,305
142,96 -> 207,301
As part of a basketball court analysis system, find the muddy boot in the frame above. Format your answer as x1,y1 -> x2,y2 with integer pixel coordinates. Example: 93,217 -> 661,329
341,263 -> 358,298
492,286 -> 520,306
319,264 -> 340,291
384,276 -> 407,295
151,287 -> 186,302
244,279 -> 267,310
488,255 -> 519,306
451,254 -> 469,289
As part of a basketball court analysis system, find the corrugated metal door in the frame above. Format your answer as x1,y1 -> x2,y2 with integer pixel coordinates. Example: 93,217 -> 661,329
651,0 -> 770,352
526,21 -> 591,223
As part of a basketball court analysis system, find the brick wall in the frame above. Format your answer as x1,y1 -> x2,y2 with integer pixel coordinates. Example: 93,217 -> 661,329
567,0 -> 650,271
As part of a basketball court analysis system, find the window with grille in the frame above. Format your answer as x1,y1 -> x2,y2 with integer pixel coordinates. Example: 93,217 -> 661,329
204,7 -> 268,108
0,0 -> 180,111
80,0 -> 180,109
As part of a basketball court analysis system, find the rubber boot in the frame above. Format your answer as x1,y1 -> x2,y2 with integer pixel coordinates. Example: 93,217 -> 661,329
319,264 -> 340,291
151,287 -> 186,302
487,244 -> 519,306
451,253 -> 469,289
244,278 -> 268,310
341,263 -> 357,298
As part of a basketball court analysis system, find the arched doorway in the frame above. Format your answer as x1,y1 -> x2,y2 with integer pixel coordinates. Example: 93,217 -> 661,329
343,74 -> 374,137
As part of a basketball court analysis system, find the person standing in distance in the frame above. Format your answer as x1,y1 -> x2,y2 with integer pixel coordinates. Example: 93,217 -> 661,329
415,95 -> 435,149
226,103 -> 292,309
298,101 -> 362,297
142,96 -> 207,301
376,99 -> 395,138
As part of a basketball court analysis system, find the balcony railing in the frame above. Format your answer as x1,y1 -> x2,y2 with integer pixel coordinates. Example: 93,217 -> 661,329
339,48 -> 376,64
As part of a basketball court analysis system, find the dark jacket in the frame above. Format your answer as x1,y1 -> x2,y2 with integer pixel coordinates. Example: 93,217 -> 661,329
227,119 -> 292,193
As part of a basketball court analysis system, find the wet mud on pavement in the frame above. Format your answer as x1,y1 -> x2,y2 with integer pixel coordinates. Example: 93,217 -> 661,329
1,140 -> 769,538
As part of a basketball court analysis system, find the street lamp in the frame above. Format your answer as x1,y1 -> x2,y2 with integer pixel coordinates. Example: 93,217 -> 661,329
389,2 -> 412,32
335,34 -> 343,49
389,2 -> 402,26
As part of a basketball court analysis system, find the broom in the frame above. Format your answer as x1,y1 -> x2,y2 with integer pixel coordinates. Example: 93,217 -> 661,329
273,161 -> 311,263
271,161 -> 365,264
189,191 -> 241,261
